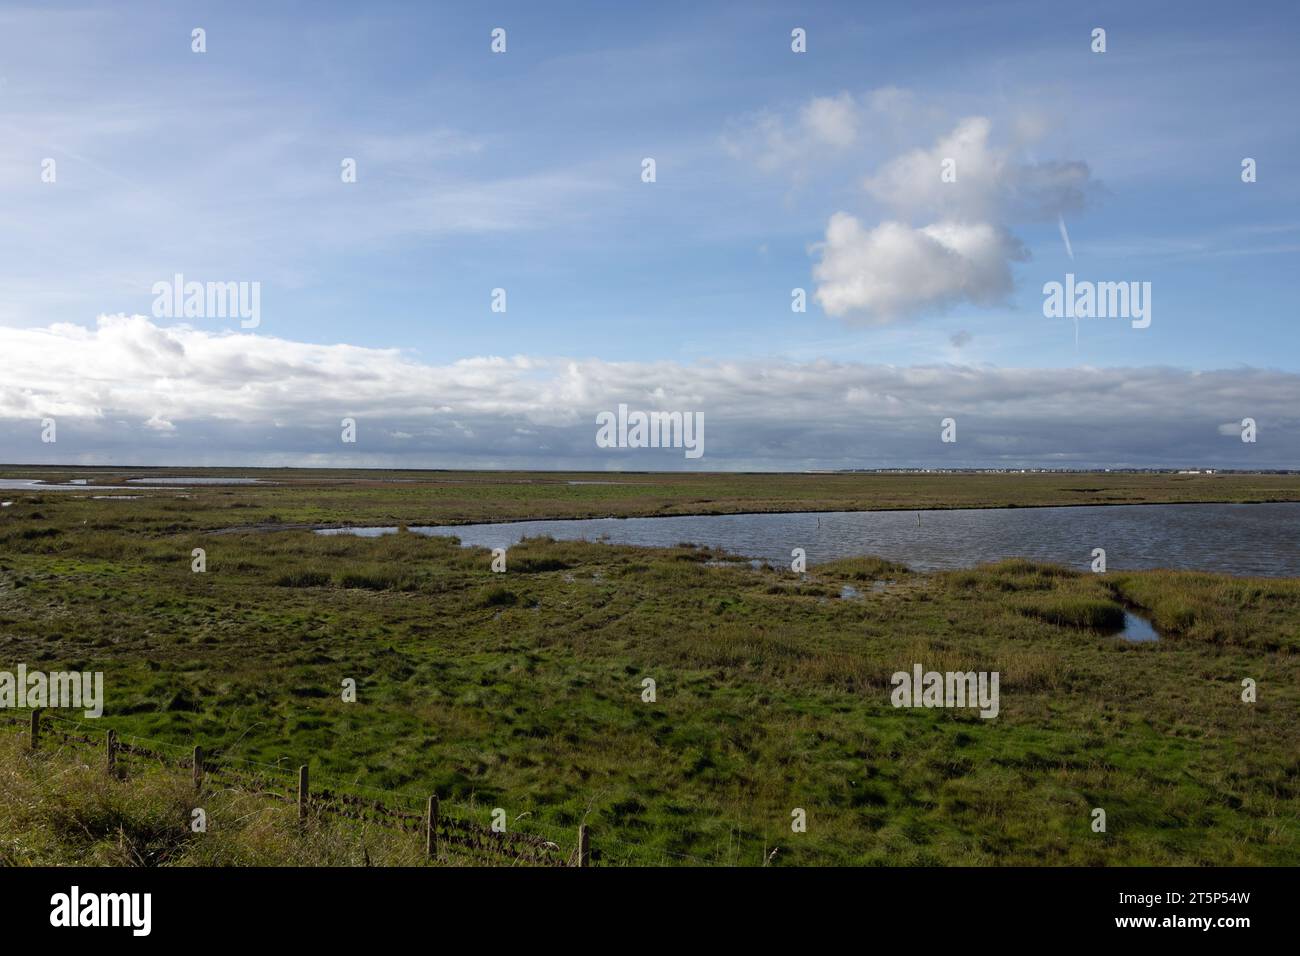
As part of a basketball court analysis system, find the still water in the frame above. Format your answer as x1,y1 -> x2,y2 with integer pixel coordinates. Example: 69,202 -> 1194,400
316,501 -> 1300,577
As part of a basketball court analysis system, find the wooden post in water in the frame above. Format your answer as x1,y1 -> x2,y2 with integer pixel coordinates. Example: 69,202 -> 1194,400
298,765 -> 309,827
426,795 -> 439,858
29,709 -> 40,751
192,745 -> 203,792
576,824 -> 590,868
106,729 -> 117,777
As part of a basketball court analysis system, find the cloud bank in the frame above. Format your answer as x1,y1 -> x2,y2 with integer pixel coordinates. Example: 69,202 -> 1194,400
0,316 -> 1294,470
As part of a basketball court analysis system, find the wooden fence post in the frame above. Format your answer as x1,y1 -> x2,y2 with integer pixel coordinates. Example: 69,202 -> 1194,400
576,824 -> 590,868
192,745 -> 203,792
426,795 -> 439,858
298,765 -> 309,827
29,709 -> 40,751
106,729 -> 117,777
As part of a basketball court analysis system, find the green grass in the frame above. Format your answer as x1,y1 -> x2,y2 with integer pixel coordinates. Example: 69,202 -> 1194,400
0,471 -> 1297,865
0,731 -> 500,866
2,465 -> 1299,533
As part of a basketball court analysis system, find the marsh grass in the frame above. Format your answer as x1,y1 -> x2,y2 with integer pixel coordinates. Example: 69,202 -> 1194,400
1016,595 -> 1127,631
4,467 -> 1299,535
0,732 -> 501,866
1108,571 -> 1300,650
0,475 -> 1297,865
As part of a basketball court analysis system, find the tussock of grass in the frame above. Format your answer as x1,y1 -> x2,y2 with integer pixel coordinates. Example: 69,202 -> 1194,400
985,558 -> 1075,578
479,585 -> 518,607
816,556 -> 910,580
274,569 -> 331,588
940,562 -> 1127,630
943,559 -> 1077,594
1016,596 -> 1126,631
1109,571 -> 1300,650
337,570 -> 415,591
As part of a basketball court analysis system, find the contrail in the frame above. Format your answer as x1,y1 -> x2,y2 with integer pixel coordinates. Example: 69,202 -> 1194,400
1057,214 -> 1074,260
1058,214 -> 1078,346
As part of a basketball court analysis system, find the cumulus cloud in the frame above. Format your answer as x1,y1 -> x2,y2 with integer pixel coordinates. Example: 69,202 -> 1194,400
722,92 -> 873,174
800,93 -> 860,148
726,90 -> 1098,325
812,215 -> 1027,320
721,87 -> 925,174
810,113 -> 1096,323
0,317 -> 1295,470
863,116 -> 1093,223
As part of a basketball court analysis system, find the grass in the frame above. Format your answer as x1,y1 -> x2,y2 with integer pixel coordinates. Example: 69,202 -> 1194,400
2,466 -> 1299,533
0,469 -> 1297,865
0,731 -> 496,866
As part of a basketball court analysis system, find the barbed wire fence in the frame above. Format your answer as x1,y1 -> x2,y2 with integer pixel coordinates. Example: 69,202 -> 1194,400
2,710 -> 739,867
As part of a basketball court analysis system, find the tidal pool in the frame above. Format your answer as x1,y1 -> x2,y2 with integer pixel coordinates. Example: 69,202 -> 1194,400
315,502 -> 1300,577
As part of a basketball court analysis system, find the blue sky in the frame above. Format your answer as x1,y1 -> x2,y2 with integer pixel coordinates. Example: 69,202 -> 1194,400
1,1 -> 1298,469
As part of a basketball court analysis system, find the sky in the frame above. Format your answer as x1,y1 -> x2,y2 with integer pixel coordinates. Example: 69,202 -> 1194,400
1,0 -> 1297,470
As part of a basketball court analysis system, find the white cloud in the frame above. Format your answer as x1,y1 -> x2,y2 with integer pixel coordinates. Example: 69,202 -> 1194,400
722,93 -> 872,174
812,214 -> 1026,321
809,112 -> 1095,322
800,93 -> 859,148
863,116 -> 1092,223
865,116 -> 1001,219
721,87 -> 932,176
0,316 -> 1295,470
726,92 -> 1097,325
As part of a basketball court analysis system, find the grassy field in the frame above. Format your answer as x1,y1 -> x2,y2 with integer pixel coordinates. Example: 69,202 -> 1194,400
0,469 -> 1297,865
2,466 -> 1299,531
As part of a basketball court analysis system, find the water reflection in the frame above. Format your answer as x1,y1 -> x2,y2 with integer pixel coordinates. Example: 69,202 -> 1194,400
315,502 -> 1300,577
1116,611 -> 1159,642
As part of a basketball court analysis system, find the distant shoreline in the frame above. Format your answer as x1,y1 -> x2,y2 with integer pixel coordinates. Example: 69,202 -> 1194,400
3,465 -> 1299,478
210,497 -> 1300,535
